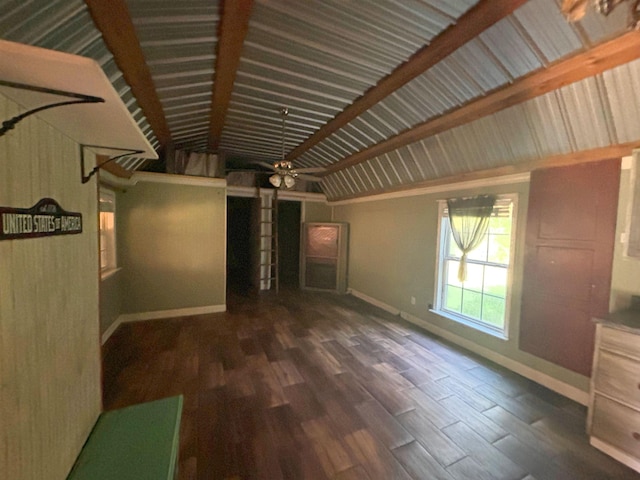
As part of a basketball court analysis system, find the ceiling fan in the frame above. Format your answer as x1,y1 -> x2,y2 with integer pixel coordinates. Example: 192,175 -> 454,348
252,159 -> 325,189
561,0 -> 640,29
250,107 -> 326,189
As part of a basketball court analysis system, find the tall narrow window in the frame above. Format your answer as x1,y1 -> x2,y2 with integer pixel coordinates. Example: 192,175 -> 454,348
99,188 -> 117,277
435,194 -> 517,338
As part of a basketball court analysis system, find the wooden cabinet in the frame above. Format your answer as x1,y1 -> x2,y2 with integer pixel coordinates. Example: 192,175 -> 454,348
589,313 -> 640,473
300,222 -> 348,293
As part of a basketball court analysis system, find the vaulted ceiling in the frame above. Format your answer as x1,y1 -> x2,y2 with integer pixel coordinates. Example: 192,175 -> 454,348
2,0 -> 640,200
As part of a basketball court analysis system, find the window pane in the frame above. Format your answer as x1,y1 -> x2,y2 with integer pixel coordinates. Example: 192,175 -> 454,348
488,233 -> 510,264
463,263 -> 483,293
461,290 -> 482,319
490,214 -> 511,234
99,194 -> 116,273
466,235 -> 488,262
446,231 -> 462,258
445,285 -> 462,312
483,266 -> 507,298
446,260 -> 462,287
437,197 -> 514,336
482,295 -> 505,328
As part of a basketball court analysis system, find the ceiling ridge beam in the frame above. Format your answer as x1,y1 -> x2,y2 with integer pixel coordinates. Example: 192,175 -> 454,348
324,30 -> 640,176
84,0 -> 171,147
329,142 -> 638,202
208,0 -> 254,151
285,0 -> 529,162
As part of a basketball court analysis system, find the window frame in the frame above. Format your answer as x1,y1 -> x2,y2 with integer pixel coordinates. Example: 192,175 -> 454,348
433,193 -> 518,339
99,187 -> 118,280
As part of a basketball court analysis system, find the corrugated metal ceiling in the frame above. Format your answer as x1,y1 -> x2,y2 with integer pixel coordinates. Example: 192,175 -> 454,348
0,0 -> 638,198
294,0 -> 626,170
128,0 -> 219,152
221,0 -> 479,163
323,56 -> 640,199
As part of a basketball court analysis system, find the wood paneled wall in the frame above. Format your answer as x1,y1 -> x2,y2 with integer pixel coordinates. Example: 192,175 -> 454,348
0,95 -> 102,479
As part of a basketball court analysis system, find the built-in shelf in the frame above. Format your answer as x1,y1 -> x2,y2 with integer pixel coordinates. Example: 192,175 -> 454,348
0,39 -> 157,160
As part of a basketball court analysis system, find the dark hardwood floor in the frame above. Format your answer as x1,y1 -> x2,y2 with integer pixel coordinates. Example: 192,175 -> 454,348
103,289 -> 640,480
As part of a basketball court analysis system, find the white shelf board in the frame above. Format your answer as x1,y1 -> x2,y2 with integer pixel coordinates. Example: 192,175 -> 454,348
0,39 -> 157,159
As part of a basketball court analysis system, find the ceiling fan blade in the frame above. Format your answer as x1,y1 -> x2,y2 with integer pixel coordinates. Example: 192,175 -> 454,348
293,166 -> 326,174
297,174 -> 323,182
249,160 -> 277,171
226,169 -> 270,175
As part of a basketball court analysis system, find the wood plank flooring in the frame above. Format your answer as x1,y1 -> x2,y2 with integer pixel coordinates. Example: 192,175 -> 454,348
102,289 -> 640,480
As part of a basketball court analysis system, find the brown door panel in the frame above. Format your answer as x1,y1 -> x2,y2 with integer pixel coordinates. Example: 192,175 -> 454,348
520,299 -> 595,376
527,246 -> 594,303
520,159 -> 620,376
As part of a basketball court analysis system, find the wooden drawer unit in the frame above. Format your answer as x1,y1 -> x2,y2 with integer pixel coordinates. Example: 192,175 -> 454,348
600,326 -> 640,360
591,394 -> 640,459
595,350 -> 640,410
589,318 -> 640,473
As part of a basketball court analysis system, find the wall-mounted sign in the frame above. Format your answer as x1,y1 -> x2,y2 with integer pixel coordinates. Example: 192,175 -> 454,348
0,198 -> 82,240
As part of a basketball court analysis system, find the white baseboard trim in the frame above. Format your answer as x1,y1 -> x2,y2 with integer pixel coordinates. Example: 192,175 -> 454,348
101,304 -> 226,345
348,288 -> 589,406
348,288 -> 400,315
119,304 -> 227,323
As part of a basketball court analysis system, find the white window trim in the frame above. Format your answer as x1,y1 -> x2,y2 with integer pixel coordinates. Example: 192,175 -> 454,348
99,187 -> 118,281
433,193 -> 519,340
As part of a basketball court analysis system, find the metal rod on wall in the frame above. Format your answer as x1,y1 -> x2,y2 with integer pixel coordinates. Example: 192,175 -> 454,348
0,80 -> 104,137
80,144 -> 144,184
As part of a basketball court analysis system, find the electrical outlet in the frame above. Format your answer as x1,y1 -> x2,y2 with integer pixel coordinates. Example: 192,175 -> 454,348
410,296 -> 416,305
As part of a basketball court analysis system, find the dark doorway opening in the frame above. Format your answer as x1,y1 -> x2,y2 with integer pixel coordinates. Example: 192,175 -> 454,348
278,200 -> 301,288
227,196 -> 254,296
227,196 -> 302,296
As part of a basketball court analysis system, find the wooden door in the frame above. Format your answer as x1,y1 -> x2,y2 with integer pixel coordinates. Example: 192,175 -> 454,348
519,159 -> 620,376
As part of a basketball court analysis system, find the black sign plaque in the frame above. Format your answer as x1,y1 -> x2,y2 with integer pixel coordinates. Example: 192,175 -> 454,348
0,198 -> 83,240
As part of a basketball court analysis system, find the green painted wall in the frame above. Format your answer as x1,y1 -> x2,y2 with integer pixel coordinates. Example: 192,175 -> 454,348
303,201 -> 333,223
118,178 -> 226,313
99,270 -> 122,336
334,179 -> 592,392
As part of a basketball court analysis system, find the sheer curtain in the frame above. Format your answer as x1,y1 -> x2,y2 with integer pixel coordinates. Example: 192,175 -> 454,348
447,195 -> 496,282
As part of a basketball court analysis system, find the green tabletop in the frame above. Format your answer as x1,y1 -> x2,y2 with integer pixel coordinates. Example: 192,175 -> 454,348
67,395 -> 183,480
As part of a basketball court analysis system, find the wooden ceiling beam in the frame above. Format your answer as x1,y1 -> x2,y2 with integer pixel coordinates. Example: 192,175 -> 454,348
325,31 -> 640,175
84,0 -> 171,147
208,0 -> 254,151
285,0 -> 529,162
329,142 -> 638,202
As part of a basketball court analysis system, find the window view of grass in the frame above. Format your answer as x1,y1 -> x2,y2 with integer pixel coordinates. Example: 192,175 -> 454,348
440,202 -> 513,332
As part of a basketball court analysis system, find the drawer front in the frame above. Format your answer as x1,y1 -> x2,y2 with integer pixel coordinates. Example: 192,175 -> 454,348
600,326 -> 640,360
591,395 -> 640,459
595,351 -> 640,409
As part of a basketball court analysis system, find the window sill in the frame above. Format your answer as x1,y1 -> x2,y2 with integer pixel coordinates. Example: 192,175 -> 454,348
101,267 -> 121,281
429,308 -> 508,340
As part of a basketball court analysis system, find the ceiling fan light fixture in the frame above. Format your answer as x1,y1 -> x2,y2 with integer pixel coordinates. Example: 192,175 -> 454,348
283,174 -> 296,189
269,173 -> 282,188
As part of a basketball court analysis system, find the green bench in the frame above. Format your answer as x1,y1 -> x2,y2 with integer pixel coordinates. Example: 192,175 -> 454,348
67,395 -> 183,480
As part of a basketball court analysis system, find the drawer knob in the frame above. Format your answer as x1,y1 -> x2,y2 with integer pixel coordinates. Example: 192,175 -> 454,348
634,432 -> 640,441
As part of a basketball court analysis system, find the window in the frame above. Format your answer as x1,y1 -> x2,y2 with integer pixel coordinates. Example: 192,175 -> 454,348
99,188 -> 117,278
434,195 -> 517,338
